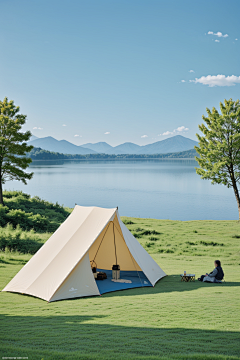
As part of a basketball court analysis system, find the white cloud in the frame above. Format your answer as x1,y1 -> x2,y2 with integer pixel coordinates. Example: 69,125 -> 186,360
74,134 -> 82,137
190,74 -> 240,87
141,135 -> 148,138
189,70 -> 194,73
104,132 -> 110,135
176,126 -> 189,132
33,127 -> 43,130
235,38 -> 238,41
162,131 -> 172,136
208,31 -> 228,38
159,126 -> 189,136
62,124 -> 67,126
181,80 -> 186,83
216,32 -> 228,38
215,40 -> 220,42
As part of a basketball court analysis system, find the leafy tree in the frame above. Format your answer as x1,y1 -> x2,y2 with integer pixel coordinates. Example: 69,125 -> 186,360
0,97 -> 33,205
195,99 -> 240,219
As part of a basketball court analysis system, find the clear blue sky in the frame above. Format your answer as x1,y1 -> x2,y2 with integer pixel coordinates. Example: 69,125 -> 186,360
1,0 -> 239,146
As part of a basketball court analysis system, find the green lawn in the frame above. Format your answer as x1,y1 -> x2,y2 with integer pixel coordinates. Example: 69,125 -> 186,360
0,218 -> 240,359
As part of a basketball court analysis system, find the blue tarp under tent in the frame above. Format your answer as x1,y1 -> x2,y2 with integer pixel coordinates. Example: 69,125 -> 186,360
96,270 -> 152,294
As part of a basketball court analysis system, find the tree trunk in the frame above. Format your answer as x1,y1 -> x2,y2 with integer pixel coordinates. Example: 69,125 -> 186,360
232,179 -> 240,220
0,178 -> 4,205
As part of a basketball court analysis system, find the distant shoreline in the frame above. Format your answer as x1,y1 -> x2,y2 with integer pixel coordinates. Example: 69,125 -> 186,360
31,157 -> 197,162
29,147 -> 198,161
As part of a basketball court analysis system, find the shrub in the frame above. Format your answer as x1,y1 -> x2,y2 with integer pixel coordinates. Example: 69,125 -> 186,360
122,220 -> 134,225
186,241 -> 196,245
140,230 -> 161,236
0,191 -> 72,254
145,242 -> 154,248
199,240 -> 224,247
28,214 -> 49,232
135,227 -> 144,232
133,233 -> 142,238
165,249 -> 174,253
0,224 -> 43,254
0,205 -> 9,227
6,209 -> 30,229
2,191 -> 71,232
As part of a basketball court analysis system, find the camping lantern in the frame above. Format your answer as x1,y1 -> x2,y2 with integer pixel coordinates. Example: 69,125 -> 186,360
112,264 -> 120,280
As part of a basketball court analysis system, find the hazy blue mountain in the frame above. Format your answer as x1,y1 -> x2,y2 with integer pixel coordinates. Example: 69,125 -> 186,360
82,142 -> 142,154
28,135 -> 198,155
81,142 -> 113,153
30,135 -> 39,141
28,136 -> 96,154
82,136 -> 197,154
138,135 -> 198,154
111,142 -> 142,154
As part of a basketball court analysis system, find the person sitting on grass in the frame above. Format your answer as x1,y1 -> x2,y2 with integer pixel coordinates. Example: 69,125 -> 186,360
198,260 -> 224,283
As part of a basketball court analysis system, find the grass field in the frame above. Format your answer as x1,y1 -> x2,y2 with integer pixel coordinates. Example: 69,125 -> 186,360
0,216 -> 240,359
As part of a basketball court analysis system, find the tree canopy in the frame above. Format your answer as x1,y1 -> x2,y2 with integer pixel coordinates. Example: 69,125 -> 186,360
195,98 -> 240,219
0,97 -> 33,205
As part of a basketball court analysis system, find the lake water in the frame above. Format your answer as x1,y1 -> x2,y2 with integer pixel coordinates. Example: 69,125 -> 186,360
6,159 -> 238,220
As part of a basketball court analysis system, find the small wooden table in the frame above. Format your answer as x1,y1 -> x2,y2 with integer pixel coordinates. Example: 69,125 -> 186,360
180,274 -> 195,282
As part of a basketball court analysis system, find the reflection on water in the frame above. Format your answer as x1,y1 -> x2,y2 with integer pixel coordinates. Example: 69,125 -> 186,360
6,159 -> 237,220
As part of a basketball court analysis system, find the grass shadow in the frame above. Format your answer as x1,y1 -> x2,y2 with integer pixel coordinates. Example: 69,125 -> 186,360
0,313 -> 239,359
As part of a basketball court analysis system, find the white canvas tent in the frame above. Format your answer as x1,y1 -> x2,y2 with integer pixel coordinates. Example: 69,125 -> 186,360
3,206 -> 166,302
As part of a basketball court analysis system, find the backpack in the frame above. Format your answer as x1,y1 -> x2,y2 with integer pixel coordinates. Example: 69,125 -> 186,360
215,266 -> 224,280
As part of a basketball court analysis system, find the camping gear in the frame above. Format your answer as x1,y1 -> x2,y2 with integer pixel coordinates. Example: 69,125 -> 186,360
90,260 -> 97,274
112,264 -> 120,280
180,274 -> 195,282
3,205 -> 166,302
96,272 -> 107,280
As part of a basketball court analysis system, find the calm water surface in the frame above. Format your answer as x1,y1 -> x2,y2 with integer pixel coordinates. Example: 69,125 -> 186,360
6,160 -> 237,220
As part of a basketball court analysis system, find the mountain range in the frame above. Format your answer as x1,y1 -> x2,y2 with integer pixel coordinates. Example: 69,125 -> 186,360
28,136 -> 96,155
28,135 -> 198,155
